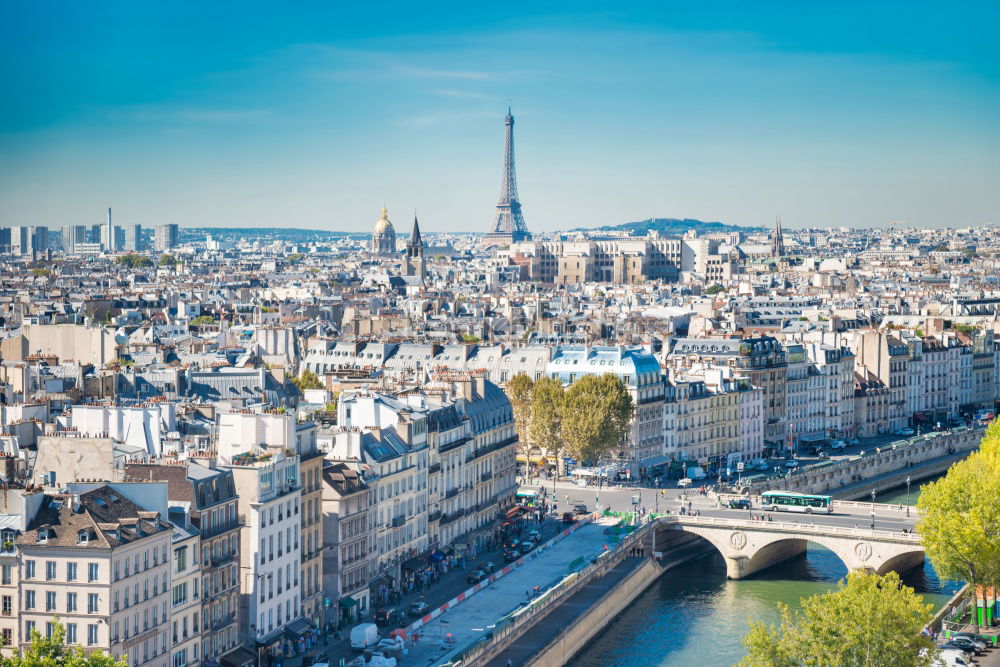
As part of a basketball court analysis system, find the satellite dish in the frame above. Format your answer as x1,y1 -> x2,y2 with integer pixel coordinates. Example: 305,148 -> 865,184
114,328 -> 129,345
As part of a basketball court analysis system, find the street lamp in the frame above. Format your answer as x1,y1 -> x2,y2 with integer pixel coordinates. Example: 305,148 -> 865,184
871,487 -> 877,531
905,475 -> 911,517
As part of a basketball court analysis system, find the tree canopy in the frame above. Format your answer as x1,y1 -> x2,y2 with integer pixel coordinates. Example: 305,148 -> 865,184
739,571 -> 936,667
8,620 -> 127,667
114,254 -> 153,268
560,374 -> 634,462
292,369 -> 324,392
528,376 -> 564,457
505,373 -> 534,454
917,421 -> 1000,630
158,254 -> 177,266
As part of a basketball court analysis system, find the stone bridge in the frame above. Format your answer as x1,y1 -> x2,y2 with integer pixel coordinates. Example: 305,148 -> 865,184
652,515 -> 925,579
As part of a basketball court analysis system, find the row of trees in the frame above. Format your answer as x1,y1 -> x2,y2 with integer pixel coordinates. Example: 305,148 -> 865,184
2,621 -> 126,666
506,372 -> 634,467
917,419 -> 1000,632
740,420 -> 1000,665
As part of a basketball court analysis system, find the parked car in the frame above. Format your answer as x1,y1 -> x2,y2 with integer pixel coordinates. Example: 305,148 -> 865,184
677,478 -> 693,488
830,440 -> 847,451
727,498 -> 751,510
950,632 -> 988,648
562,511 -> 577,524
783,460 -> 799,468
939,645 -> 975,663
504,548 -> 520,562
895,427 -> 915,436
466,569 -> 488,584
943,637 -> 985,655
407,599 -> 430,618
479,561 -> 496,573
847,437 -> 860,446
573,504 -> 589,514
520,541 -> 536,553
528,529 -> 540,540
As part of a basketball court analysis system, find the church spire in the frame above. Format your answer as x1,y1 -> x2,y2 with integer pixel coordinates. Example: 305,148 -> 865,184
771,214 -> 785,258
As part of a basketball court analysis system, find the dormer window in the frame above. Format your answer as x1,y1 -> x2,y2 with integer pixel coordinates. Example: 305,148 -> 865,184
78,529 -> 90,545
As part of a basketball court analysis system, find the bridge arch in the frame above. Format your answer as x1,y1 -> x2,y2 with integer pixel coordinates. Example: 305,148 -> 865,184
656,520 -> 924,580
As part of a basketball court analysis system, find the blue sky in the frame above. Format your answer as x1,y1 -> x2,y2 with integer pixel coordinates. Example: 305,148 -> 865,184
1,1 -> 997,232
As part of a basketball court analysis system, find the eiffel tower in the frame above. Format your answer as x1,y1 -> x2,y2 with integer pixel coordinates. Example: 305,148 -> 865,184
482,108 -> 531,248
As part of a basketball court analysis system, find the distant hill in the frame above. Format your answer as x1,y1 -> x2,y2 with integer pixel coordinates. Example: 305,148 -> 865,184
180,227 -> 369,242
578,218 -> 764,235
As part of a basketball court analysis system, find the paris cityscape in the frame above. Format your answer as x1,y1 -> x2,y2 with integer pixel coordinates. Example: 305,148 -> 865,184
1,3 -> 998,667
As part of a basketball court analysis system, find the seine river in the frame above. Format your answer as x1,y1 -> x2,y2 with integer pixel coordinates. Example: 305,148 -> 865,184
570,474 -> 959,667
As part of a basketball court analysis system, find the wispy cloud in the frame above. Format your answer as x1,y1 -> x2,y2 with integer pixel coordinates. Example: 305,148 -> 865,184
431,89 -> 503,101
110,106 -> 272,124
399,110 -> 497,127
394,65 -> 496,80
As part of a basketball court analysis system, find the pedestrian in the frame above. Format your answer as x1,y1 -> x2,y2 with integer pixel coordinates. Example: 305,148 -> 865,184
508,659 -> 514,667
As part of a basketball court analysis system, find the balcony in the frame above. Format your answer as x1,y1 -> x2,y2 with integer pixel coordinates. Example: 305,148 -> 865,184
480,472 -> 492,482
428,510 -> 441,522
391,516 -> 406,528
438,436 -> 470,454
210,551 -> 235,568
445,488 -> 459,499
428,463 -> 441,475
212,613 -> 235,631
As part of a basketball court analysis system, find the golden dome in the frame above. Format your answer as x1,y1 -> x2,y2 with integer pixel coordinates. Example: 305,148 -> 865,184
373,206 -> 394,235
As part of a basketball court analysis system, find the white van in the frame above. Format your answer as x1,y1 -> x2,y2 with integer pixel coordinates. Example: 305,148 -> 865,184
686,467 -> 707,480
350,622 -> 379,650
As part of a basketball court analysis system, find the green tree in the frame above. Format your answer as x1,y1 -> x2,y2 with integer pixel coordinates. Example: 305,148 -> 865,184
460,334 -> 481,344
115,254 -> 153,268
739,571 -> 936,667
291,369 -> 324,392
505,373 -> 534,456
30,268 -> 51,277
705,284 -> 725,295
528,376 -> 565,465
158,254 -> 177,267
189,315 -> 216,325
917,430 -> 1000,631
560,374 -> 634,462
11,619 -> 127,667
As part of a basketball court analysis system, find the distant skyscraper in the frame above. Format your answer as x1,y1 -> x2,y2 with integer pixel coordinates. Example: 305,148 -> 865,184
104,207 -> 114,251
125,224 -> 142,252
30,226 -> 49,253
12,227 -> 29,255
64,225 -> 88,254
155,223 -> 178,252
483,108 -> 531,248
88,224 -> 101,244
0,227 -> 10,254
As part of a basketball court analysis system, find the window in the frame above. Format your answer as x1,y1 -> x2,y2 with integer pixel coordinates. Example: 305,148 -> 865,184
0,565 -> 9,585
46,561 -> 56,580
172,583 -> 187,606
25,590 -> 35,610
88,562 -> 99,582
67,623 -> 77,644
25,621 -> 34,637
1,595 -> 11,616
24,560 -> 35,579
88,593 -> 99,613
87,624 -> 98,646
46,591 -> 56,611
175,547 -> 187,573
67,562 -> 77,581
67,592 -> 77,613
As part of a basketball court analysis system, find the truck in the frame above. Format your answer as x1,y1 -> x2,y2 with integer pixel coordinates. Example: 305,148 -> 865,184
686,466 -> 707,480
350,623 -> 379,650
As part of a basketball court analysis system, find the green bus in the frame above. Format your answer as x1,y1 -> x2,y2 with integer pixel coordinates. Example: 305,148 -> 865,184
760,491 -> 833,514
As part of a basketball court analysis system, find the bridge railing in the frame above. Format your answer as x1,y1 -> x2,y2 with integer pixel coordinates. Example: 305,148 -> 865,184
715,492 -> 921,515
658,514 -> 922,543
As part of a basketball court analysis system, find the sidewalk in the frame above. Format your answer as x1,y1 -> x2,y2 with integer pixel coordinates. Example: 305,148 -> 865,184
283,516 -> 564,667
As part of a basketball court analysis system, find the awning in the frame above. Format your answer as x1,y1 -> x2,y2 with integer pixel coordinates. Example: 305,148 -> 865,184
640,454 -> 670,467
515,454 -> 528,463
402,557 -> 423,571
529,456 -> 548,465
339,597 -> 358,609
799,433 -> 827,443
256,627 -> 284,646
220,647 -> 256,667
284,618 -> 315,638
453,543 -> 467,551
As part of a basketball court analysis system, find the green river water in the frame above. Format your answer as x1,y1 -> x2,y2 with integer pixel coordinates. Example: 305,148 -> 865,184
570,473 -> 958,667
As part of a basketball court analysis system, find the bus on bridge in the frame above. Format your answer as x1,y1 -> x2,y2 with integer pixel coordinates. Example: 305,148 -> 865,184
761,491 -> 833,514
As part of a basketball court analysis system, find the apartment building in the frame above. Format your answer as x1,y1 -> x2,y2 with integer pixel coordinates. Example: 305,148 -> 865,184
223,451 -> 303,665
168,513 -> 201,667
123,459 -> 243,665
321,463 -> 372,628
17,486 -> 173,666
